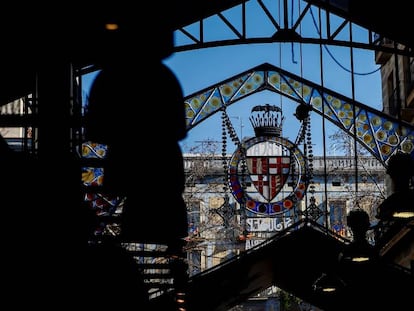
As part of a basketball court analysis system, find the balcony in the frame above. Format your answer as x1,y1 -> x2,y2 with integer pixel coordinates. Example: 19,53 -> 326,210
401,107 -> 414,123
406,60 -> 414,109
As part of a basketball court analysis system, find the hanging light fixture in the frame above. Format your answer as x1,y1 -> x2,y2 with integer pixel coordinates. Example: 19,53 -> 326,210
312,272 -> 346,293
339,239 -> 377,263
392,207 -> 414,219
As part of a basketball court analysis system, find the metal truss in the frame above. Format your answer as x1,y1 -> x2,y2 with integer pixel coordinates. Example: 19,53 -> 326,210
173,0 -> 412,56
184,62 -> 414,166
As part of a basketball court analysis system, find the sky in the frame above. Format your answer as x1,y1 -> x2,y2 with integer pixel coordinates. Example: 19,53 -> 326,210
81,1 -> 382,157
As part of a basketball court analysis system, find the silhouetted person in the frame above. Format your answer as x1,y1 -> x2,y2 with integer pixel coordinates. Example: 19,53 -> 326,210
338,208 -> 412,311
375,152 -> 414,245
376,152 -> 414,219
340,209 -> 377,263
84,59 -> 188,255
83,5 -> 189,309
83,1 -> 189,254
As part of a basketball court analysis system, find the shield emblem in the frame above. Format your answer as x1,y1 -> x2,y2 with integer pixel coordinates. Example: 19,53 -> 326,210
246,156 -> 291,201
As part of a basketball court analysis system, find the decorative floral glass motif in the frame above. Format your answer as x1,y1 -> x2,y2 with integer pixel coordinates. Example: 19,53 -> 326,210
184,62 -> 414,164
81,142 -> 121,230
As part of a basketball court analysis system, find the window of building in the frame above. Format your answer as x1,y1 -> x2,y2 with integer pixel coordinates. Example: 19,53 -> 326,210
387,71 -> 398,116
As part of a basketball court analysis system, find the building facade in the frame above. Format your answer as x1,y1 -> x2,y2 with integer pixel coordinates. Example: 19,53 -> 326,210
375,36 -> 414,125
183,153 -> 386,274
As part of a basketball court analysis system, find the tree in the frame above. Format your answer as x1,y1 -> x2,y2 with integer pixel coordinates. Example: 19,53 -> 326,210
328,129 -> 386,228
182,140 -> 246,275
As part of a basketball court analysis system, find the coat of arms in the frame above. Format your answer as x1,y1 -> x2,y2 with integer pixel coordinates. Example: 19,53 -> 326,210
228,104 -> 308,215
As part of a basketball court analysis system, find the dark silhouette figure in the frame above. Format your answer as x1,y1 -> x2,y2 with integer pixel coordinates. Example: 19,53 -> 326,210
83,2 -> 188,255
337,209 -> 413,311
375,152 -> 414,246
376,152 -> 414,219
82,5 -> 189,309
340,209 -> 377,264
84,59 -> 188,255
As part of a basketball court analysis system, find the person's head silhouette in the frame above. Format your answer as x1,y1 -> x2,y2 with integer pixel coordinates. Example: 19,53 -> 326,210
386,152 -> 414,192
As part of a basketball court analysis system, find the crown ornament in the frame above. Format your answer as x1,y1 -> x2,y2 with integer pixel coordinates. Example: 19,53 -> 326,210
249,104 -> 284,137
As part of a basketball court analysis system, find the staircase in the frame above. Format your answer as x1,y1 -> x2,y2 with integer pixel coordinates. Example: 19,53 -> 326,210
150,219 -> 414,311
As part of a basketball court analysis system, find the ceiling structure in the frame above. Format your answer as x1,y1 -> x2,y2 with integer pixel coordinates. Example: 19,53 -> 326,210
303,0 -> 414,50
0,0 -> 412,106
0,0 -> 246,105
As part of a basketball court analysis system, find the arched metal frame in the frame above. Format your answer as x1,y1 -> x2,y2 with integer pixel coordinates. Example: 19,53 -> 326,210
184,62 -> 414,166
79,0 -> 414,226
